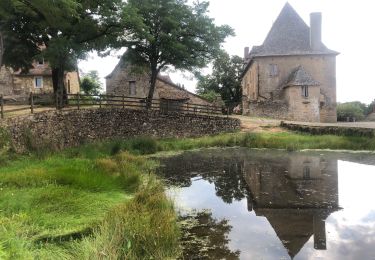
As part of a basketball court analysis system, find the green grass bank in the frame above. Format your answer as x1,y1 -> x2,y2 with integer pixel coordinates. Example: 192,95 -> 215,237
0,150 -> 179,259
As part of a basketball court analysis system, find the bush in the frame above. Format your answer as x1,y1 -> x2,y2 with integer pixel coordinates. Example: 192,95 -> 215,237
337,102 -> 366,121
130,137 -> 158,155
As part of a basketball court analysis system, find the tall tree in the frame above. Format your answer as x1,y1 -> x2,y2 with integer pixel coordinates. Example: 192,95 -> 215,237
121,0 -> 234,108
197,51 -> 243,106
80,70 -> 102,95
0,0 -> 124,105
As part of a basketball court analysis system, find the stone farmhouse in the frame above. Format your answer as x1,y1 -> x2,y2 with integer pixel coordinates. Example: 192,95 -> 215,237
241,3 -> 339,122
106,57 -> 213,109
0,60 -> 80,100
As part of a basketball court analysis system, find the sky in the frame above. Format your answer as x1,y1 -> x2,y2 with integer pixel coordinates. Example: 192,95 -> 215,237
78,0 -> 375,104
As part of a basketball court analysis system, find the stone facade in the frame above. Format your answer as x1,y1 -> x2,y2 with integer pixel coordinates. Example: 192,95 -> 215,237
0,61 -> 80,99
242,3 -> 338,123
106,58 -> 212,107
0,108 -> 240,152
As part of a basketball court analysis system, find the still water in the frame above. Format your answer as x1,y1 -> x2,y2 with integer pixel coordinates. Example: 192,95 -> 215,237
158,148 -> 375,260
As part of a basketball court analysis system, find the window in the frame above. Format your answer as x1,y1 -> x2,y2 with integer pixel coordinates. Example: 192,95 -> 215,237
129,81 -> 136,95
34,76 -> 43,88
67,80 -> 71,93
268,64 -> 278,77
37,58 -> 44,66
301,86 -> 309,97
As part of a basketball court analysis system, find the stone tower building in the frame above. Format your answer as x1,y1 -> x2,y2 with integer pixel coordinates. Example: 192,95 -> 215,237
241,3 -> 339,122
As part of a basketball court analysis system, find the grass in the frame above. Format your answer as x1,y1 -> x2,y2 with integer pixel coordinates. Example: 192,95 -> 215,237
59,132 -> 375,159
72,176 -> 180,259
0,149 -> 179,259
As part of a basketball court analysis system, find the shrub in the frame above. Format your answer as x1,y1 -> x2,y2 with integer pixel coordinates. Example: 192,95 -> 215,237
337,102 -> 366,121
130,137 -> 158,155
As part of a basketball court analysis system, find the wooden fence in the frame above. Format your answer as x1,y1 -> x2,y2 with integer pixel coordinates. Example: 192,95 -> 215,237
0,92 -> 225,119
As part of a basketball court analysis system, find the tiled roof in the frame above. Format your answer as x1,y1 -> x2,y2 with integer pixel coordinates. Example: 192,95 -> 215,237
249,3 -> 338,58
12,64 -> 52,76
284,65 -> 320,88
158,90 -> 189,100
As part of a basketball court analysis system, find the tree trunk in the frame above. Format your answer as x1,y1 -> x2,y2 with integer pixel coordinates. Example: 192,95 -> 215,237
0,30 -> 4,68
53,65 -> 66,108
52,68 -> 59,93
146,69 -> 158,109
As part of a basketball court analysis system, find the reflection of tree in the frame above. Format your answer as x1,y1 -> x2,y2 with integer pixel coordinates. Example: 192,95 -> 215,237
158,152 -> 249,204
179,211 -> 240,260
205,162 -> 249,203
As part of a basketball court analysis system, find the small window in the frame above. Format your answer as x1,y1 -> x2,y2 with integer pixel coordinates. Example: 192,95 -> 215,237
35,76 -> 43,88
129,81 -> 136,95
67,80 -> 71,93
37,58 -> 44,65
269,64 -> 278,77
302,86 -> 309,97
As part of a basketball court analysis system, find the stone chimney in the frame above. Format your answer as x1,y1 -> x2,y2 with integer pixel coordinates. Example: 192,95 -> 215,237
244,47 -> 249,60
244,47 -> 250,64
310,12 -> 322,50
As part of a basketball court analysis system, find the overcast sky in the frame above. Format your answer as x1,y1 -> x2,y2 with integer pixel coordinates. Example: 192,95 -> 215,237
79,0 -> 375,104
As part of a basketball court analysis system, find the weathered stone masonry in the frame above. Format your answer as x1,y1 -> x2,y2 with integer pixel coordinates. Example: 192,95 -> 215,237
0,109 -> 240,152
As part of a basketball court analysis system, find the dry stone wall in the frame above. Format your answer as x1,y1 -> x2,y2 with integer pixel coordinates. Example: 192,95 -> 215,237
0,108 -> 240,152
245,100 -> 289,119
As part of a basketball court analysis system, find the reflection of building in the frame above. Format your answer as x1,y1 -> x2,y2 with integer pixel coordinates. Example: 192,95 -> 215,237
244,153 -> 339,258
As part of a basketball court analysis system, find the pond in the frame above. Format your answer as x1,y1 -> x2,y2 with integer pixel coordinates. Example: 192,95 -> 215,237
157,148 -> 375,260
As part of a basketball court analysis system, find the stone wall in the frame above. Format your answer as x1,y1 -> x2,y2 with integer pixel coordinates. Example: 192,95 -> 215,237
0,66 -> 13,96
281,121 -> 375,137
244,100 -> 289,119
0,108 -> 240,152
13,75 -> 54,95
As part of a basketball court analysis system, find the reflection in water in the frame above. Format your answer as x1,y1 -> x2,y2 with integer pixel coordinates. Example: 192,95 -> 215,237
158,148 -> 375,259
179,211 -> 240,260
244,153 -> 339,258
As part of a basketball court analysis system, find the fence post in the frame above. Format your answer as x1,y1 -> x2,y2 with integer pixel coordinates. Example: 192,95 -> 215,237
99,94 -> 102,109
30,92 -> 34,114
77,93 -> 80,110
0,94 -> 4,119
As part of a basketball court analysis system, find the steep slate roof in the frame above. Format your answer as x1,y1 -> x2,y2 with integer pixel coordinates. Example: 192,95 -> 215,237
251,3 -> 338,57
283,65 -> 320,88
242,3 -> 338,77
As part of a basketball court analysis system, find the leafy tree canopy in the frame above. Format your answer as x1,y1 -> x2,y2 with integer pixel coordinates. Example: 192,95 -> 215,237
0,0 -> 124,98
197,51 -> 243,106
120,0 -> 234,107
80,70 -> 102,95
337,101 -> 367,121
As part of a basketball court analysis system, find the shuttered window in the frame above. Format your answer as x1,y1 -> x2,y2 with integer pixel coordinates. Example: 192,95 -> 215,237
269,64 -> 278,77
